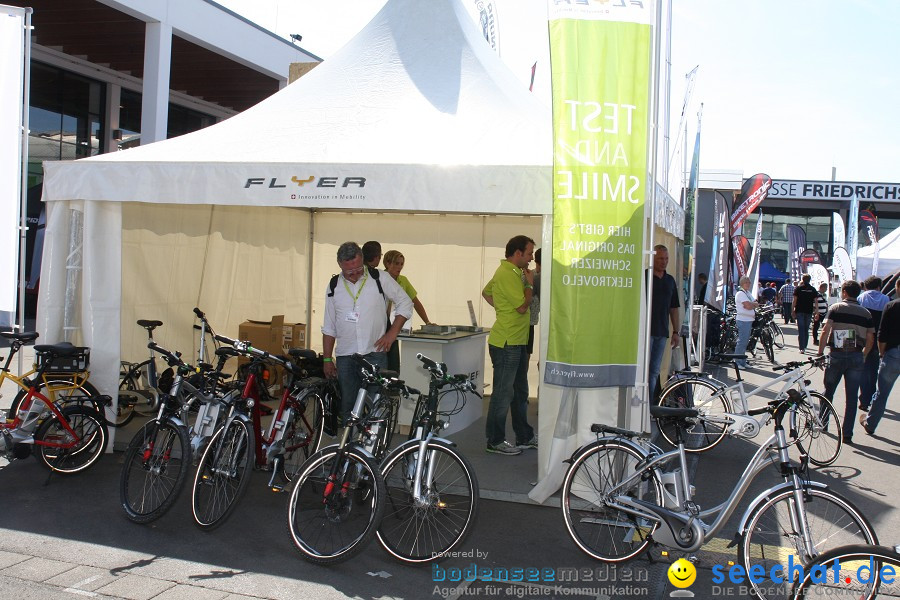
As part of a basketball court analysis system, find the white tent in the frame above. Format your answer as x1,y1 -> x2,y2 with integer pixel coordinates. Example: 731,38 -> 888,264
38,0 -> 552,409
856,226 -> 900,280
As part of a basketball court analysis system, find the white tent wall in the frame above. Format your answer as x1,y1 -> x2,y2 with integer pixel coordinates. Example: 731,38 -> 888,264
856,225 -> 900,281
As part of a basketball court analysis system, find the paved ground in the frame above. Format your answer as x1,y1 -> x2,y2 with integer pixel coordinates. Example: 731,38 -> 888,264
0,321 -> 898,599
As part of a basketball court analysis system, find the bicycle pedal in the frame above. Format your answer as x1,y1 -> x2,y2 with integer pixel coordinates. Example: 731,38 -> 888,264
270,484 -> 286,493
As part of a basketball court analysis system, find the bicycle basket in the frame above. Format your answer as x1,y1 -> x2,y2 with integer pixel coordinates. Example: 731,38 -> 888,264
36,347 -> 90,373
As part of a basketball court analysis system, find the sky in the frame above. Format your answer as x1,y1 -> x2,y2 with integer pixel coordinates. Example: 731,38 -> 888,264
217,0 -> 900,188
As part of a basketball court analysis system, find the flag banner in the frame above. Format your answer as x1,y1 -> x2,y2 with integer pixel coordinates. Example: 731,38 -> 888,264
799,248 -> 822,273
860,209 -> 878,244
808,264 -> 830,291
832,212 -> 845,251
732,235 -> 751,280
867,226 -> 880,275
545,0 -> 655,388
848,194 -> 859,270
705,192 -> 729,311
465,0 -> 500,54
730,173 -> 772,236
747,214 -> 764,298
683,124 -> 701,275
787,224 -> 807,284
0,7 -> 26,314
832,247 -> 852,284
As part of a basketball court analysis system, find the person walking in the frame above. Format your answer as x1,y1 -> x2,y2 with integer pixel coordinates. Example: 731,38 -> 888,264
816,280 -> 875,444
647,245 -> 681,400
322,242 -> 413,419
857,275 -> 891,418
482,235 -> 537,456
861,277 -> 900,435
812,282 -> 828,345
792,274 -> 818,353
777,278 -> 795,323
734,276 -> 758,368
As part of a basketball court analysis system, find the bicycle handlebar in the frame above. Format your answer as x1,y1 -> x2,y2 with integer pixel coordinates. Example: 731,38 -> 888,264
193,307 -> 205,319
213,333 -> 292,369
417,353 -> 480,396
772,355 -> 828,372
147,341 -> 185,368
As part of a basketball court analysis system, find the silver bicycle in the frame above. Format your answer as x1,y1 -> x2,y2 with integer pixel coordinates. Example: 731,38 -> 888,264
562,398 -> 877,600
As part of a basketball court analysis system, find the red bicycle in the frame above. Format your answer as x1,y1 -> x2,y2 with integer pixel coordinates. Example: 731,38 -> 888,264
1,342 -> 108,474
190,334 -> 338,529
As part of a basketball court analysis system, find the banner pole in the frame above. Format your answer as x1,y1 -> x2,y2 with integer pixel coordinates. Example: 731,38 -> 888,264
17,8 -> 32,374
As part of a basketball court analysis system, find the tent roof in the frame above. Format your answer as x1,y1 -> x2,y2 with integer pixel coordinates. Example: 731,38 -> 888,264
858,225 -> 900,258
43,0 -> 552,215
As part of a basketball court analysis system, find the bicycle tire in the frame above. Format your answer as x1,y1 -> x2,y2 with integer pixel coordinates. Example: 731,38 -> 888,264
10,379 -> 104,424
562,439 -> 662,562
377,440 -> 479,563
120,419 -> 191,524
794,391 -> 842,467
770,322 -> 786,349
762,328 -> 776,364
282,390 -> 325,481
115,360 -> 154,427
739,487 -> 878,600
790,544 -> 900,600
657,377 -> 731,452
286,445 -> 386,565
33,406 -> 108,474
191,417 -> 255,530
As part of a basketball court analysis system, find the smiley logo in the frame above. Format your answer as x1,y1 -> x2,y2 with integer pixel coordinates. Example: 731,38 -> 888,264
667,558 -> 697,588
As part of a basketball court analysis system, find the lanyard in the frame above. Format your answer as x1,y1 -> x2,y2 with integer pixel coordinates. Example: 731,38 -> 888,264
343,269 -> 368,308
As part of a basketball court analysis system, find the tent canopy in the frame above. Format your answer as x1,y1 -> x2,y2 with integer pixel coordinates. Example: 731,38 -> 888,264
43,0 -> 552,215
857,226 -> 900,281
759,261 -> 789,282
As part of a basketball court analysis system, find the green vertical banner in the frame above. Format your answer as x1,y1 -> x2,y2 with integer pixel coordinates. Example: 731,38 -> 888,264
545,1 -> 654,388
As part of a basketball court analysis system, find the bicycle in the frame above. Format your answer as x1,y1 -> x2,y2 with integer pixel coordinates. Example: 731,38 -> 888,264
790,544 -> 900,599
657,354 -> 841,466
376,353 -> 480,563
561,398 -> 877,600
2,332 -> 109,423
746,305 -> 778,364
285,354 -> 412,565
1,342 -> 108,474
115,320 -> 174,428
119,338 -> 237,523
190,335 -> 337,530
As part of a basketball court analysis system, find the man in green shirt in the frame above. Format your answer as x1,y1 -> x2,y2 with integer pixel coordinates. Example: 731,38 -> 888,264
482,235 -> 537,456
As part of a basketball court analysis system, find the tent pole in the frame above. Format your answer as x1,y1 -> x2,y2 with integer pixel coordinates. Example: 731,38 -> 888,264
17,8 -> 32,373
305,208 -> 315,349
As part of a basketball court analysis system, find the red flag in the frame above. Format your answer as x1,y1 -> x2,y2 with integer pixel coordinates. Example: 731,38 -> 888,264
730,173 -> 772,236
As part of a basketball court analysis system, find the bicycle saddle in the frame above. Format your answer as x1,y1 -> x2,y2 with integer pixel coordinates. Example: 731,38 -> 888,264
137,319 -> 163,330
289,348 -> 317,361
0,331 -> 38,342
34,342 -> 80,356
650,405 -> 699,420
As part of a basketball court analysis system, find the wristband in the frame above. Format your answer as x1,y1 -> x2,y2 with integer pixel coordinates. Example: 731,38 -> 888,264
524,284 -> 533,289
322,357 -> 333,363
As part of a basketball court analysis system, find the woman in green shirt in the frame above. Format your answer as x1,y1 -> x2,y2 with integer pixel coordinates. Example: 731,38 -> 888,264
384,250 -> 433,371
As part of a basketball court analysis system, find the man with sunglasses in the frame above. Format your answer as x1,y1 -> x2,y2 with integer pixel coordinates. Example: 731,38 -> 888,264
322,241 -> 413,420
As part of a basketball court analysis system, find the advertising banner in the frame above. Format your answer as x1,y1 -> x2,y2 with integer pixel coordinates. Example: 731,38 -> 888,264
833,212 -> 845,252
808,264 -> 830,291
705,192 -> 729,311
747,214 -> 764,298
799,248 -> 822,273
733,235 -> 751,280
545,0 -> 654,388
0,7 -> 25,314
730,173 -> 772,236
860,209 -> 878,244
848,194 -> 859,270
683,123 -> 701,275
787,224 -> 807,284
867,226 -> 880,277
832,247 -> 853,284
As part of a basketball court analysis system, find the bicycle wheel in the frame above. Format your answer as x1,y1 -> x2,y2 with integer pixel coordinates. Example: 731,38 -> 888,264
33,406 -> 108,474
657,377 -> 731,452
286,445 -> 386,565
740,487 -> 878,600
770,322 -> 786,349
794,391 -> 842,467
562,440 -> 661,562
282,391 -> 325,481
115,360 -> 152,427
120,419 -> 191,524
762,328 -> 776,363
191,418 -> 255,530
790,544 -> 900,600
377,440 -> 479,563
11,379 -> 104,423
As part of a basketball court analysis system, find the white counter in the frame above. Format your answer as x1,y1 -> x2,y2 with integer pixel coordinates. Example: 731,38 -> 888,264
396,329 -> 489,436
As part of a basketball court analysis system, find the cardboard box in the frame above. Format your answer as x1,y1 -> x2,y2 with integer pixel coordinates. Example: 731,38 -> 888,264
236,315 -> 307,393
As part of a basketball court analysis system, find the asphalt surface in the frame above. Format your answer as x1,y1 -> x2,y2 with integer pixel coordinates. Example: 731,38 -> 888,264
0,322 -> 898,600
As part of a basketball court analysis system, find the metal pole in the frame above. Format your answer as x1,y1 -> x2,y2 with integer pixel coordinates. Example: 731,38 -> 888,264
17,8 -> 33,373
305,208 -> 315,349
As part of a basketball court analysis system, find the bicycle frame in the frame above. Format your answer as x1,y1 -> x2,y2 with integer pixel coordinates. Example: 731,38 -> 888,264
604,408 -> 814,554
2,380 -> 87,450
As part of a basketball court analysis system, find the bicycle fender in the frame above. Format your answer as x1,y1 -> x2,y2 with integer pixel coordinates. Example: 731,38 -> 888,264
565,435 -> 648,464
735,480 -> 830,536
166,415 -> 188,430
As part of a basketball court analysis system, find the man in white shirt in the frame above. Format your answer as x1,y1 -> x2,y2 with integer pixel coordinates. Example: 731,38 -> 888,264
322,242 -> 413,418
